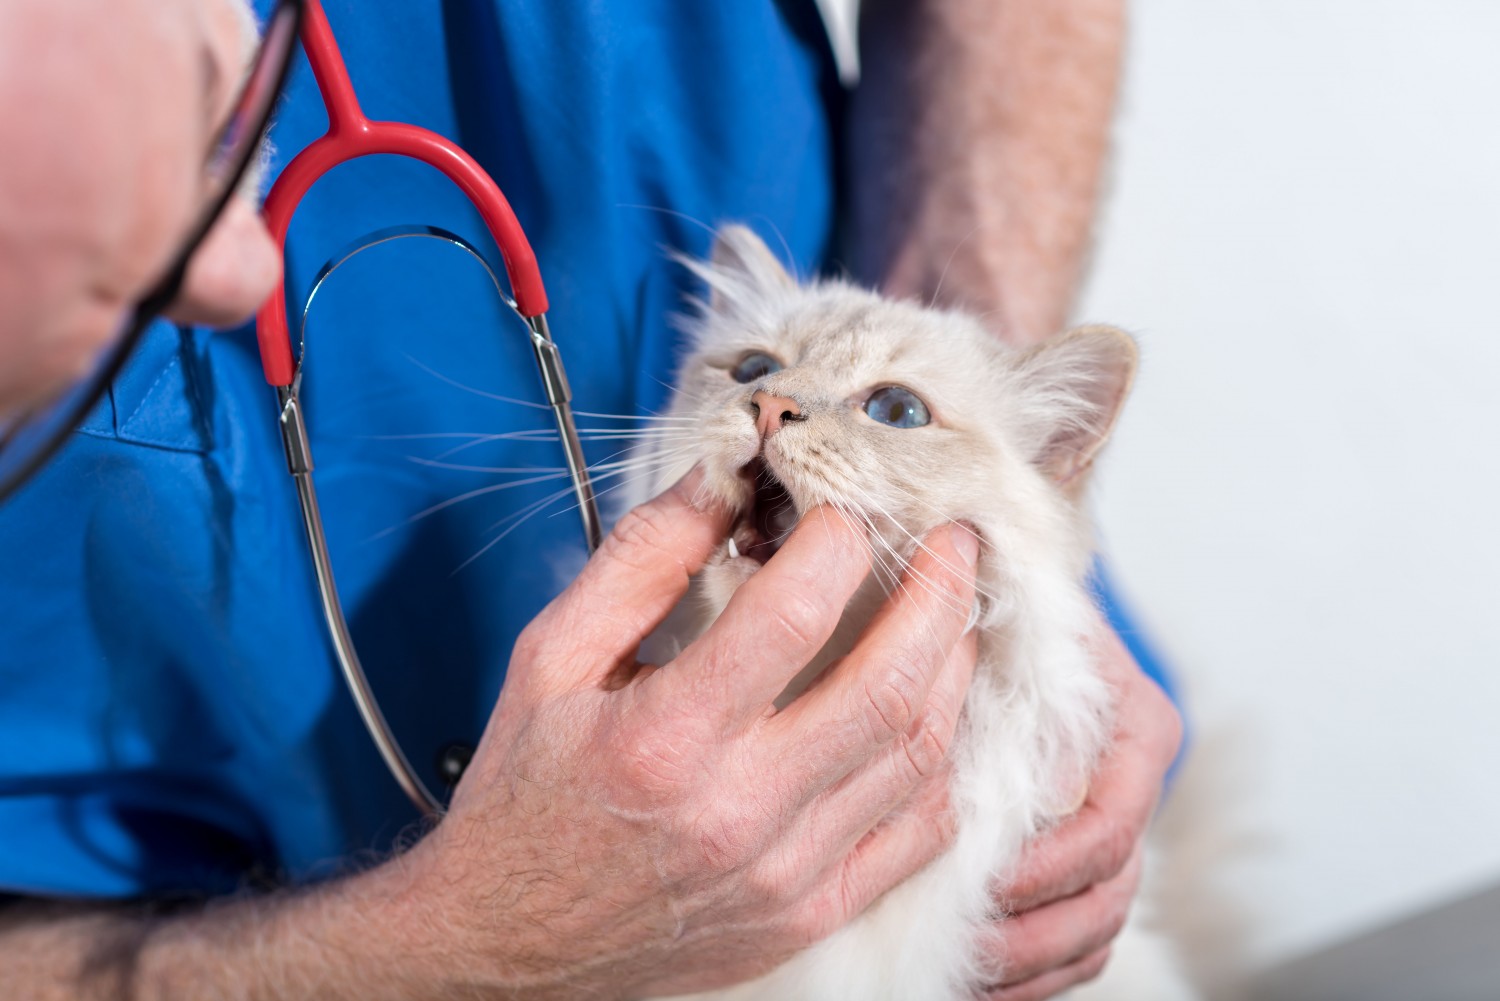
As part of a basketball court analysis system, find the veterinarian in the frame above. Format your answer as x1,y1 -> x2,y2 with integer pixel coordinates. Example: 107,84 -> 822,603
0,1 -> 1181,998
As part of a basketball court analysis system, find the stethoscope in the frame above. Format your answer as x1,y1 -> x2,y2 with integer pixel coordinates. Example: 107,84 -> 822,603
254,1 -> 601,815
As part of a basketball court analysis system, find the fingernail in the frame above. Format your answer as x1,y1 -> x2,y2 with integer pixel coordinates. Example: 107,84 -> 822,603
950,523 -> 980,569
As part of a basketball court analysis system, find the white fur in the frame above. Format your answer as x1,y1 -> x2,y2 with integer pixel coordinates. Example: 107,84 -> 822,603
627,226 -> 1186,1001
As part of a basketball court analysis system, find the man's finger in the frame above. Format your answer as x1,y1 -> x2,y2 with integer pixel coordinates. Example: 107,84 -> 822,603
518,467 -> 731,690
770,625 -> 974,887
1001,632 -> 1181,910
981,846 -> 1142,986
980,947 -> 1112,1001
792,768 -> 957,947
769,523 -> 979,798
672,505 -> 871,725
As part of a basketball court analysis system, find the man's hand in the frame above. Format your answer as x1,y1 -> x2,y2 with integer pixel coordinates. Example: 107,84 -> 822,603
393,468 -> 980,999
976,629 -> 1183,1000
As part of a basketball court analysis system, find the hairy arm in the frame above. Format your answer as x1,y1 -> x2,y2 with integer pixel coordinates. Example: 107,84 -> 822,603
0,867 -> 443,1001
848,0 -> 1125,347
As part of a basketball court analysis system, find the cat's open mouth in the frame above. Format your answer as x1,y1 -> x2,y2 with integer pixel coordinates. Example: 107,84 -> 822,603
729,458 -> 798,564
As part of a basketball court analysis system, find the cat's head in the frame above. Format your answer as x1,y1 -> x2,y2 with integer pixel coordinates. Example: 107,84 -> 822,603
659,225 -> 1137,586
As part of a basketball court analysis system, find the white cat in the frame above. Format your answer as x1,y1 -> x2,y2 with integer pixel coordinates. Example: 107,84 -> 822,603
631,225 -> 1191,1001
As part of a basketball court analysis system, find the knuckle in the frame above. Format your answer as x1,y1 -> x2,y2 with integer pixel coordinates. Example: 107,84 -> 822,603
862,664 -> 924,743
764,590 -> 830,653
928,557 -> 972,610
1157,695 -> 1186,756
1098,858 -> 1141,940
1103,897 -> 1131,943
788,893 -> 843,950
899,711 -> 952,781
743,861 -> 790,911
1079,946 -> 1112,984
1095,816 -> 1137,880
1126,662 -> 1183,757
605,502 -> 679,567
509,619 -> 550,674
618,729 -> 694,795
693,804 -> 764,875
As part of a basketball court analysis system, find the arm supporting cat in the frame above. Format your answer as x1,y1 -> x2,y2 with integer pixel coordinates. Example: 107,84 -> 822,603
848,0 -> 1124,348
847,2 -> 1185,998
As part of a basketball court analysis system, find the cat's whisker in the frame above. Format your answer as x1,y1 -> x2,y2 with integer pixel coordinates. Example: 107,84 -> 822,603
835,501 -> 952,656
403,354 -> 553,410
575,429 -> 698,438
376,441 -> 692,545
435,433 -> 550,460
369,471 -> 578,540
877,482 -> 987,545
369,431 -> 545,441
454,448 -> 695,574
452,487 -> 581,575
584,439 -> 699,478
841,487 -> 998,620
406,457 -> 570,474
433,427 -> 696,461
429,429 -> 694,464
407,446 -> 692,476
828,499 -> 912,612
928,222 -> 982,311
863,486 -> 1006,614
569,409 -> 698,423
579,460 -> 691,516
588,453 -> 698,484
519,448 -> 697,537
362,429 -> 554,461
613,202 -> 719,240
840,503 -> 904,601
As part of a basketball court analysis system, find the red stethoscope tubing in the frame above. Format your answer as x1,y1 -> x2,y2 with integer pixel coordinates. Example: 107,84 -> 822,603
253,0 -> 548,388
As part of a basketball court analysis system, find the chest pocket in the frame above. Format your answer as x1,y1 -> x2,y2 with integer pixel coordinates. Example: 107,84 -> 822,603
77,320 -> 214,454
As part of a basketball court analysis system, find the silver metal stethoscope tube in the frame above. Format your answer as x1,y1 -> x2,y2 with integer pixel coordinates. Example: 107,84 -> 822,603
278,226 -> 601,815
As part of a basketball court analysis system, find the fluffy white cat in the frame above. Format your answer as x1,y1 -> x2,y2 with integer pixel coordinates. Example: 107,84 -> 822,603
630,225 -> 1191,1001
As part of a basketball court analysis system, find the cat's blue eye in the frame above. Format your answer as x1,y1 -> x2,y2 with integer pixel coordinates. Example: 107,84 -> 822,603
731,352 -> 783,384
863,386 -> 931,429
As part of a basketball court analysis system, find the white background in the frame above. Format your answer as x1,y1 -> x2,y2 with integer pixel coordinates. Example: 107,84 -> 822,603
1079,0 -> 1500,972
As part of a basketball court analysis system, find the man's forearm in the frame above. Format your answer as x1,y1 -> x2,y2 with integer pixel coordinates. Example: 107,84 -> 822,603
0,859 -> 455,1001
848,0 -> 1125,346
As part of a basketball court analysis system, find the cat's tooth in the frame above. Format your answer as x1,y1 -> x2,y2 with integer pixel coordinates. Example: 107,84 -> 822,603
727,537 -> 740,560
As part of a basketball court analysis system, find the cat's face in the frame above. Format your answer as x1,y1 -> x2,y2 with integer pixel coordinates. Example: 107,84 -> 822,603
673,283 -> 1020,566
655,225 -> 1137,587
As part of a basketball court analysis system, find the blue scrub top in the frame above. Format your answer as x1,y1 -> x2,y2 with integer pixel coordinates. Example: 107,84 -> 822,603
0,0 -> 842,898
0,0 -> 1176,900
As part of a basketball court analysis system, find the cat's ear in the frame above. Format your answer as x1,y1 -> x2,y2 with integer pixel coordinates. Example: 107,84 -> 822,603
1015,324 -> 1138,487
705,224 -> 796,311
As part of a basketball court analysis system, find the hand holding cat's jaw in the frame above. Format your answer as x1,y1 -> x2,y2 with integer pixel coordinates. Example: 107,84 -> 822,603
384,483 -> 982,999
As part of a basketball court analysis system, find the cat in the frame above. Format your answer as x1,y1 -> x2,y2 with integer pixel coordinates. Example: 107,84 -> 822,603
628,224 -> 1192,1001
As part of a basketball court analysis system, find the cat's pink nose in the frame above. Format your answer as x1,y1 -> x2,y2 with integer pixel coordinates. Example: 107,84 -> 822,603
751,390 -> 802,437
